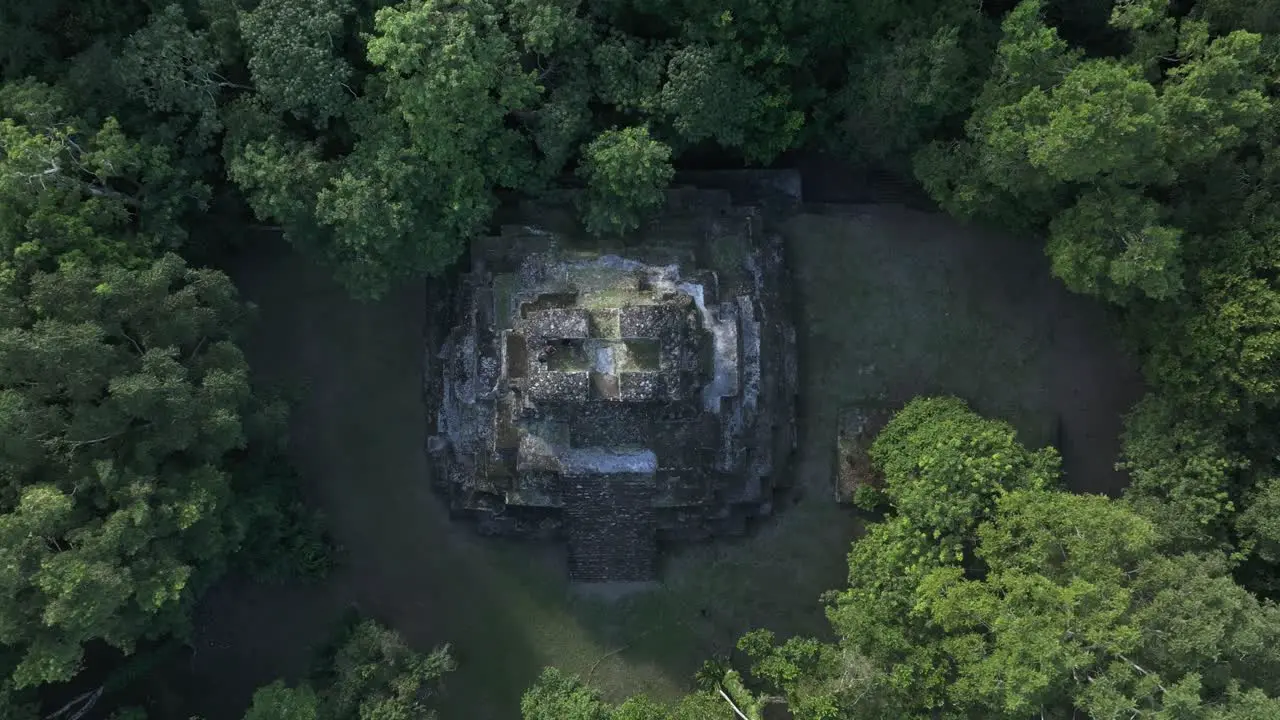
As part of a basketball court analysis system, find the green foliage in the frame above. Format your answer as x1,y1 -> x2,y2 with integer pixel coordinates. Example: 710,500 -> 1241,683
907,0 -> 1280,583
0,61 -> 325,704
869,396 -> 1059,559
1238,478 -> 1280,565
1160,30 -> 1271,170
221,98 -> 331,236
819,401 -> 1280,718
0,254 -> 258,688
0,1 -> 152,79
227,0 -> 547,298
0,81 -> 204,269
824,13 -> 991,167
231,453 -> 334,583
660,43 -> 801,164
849,485 -> 887,513
1023,59 -> 1168,185
243,682 -> 320,720
1046,184 -> 1185,302
310,111 -> 488,297
1195,0 -> 1280,34
1117,394 -> 1246,552
240,0 -> 355,124
521,668 -> 612,720
320,617 -> 454,719
245,617 -> 454,720
11,0 -> 1280,715
577,126 -> 674,236
519,667 -> 726,720
115,4 -> 227,145
592,34 -> 668,115
739,630 -> 889,720
1137,223 -> 1280,417
652,401 -> 1280,719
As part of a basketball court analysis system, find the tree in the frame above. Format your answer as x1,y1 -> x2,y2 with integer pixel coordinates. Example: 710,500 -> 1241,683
366,0 -> 538,191
243,617 -> 454,720
240,0 -> 355,124
243,682 -> 319,720
321,617 -> 454,719
576,126 -> 674,236
591,33 -> 668,116
1159,30 -> 1270,171
1117,394 -> 1246,553
824,13 -> 991,168
520,667 -> 729,720
659,43 -> 798,163
221,97 -> 332,239
0,80 -> 204,268
1238,478 -> 1280,566
311,111 -> 484,297
868,396 -> 1059,560
0,255 -> 260,688
0,73 -> 325,698
521,668 -> 612,720
1046,184 -> 1184,302
740,400 -> 1280,718
0,0 -> 152,79
114,4 -> 232,146
226,0 -> 542,299
914,0 -> 1082,227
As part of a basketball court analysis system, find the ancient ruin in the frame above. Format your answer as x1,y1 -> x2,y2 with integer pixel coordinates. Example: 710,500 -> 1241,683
427,187 -> 798,582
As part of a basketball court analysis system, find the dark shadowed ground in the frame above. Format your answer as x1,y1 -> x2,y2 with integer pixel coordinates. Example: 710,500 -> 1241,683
182,203 -> 1142,719
786,207 -> 1142,494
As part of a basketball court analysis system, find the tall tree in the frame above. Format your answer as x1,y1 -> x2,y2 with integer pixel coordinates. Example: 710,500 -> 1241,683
242,617 -> 454,720
576,126 -> 674,236
0,255 -> 256,688
744,399 -> 1280,718
240,0 -> 356,124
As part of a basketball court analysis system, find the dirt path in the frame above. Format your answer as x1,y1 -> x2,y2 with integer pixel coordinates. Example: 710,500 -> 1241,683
185,205 -> 1142,718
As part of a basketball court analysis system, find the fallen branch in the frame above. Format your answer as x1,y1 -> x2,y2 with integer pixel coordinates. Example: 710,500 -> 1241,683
716,684 -> 753,720
586,643 -> 632,685
585,624 -> 665,685
45,687 -> 102,720
66,430 -> 125,449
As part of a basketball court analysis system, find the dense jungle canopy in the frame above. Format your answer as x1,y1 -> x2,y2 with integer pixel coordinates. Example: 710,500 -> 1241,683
3,0 -> 1280,717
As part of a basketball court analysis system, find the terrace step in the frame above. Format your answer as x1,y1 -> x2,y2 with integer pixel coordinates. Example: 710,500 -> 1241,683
562,476 -> 658,582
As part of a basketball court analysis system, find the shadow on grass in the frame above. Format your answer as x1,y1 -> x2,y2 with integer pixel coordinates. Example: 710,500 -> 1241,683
183,204 -> 1140,718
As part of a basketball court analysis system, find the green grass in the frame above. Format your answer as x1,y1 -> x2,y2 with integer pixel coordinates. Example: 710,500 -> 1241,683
205,209 -> 1104,720
784,211 -> 1059,449
431,210 -> 1068,713
423,484 -> 857,716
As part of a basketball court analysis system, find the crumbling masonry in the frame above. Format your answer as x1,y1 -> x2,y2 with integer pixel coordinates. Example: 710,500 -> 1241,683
427,188 -> 798,582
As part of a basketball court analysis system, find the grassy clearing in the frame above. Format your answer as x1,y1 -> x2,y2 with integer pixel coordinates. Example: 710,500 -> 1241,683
191,209 -> 1138,719
784,210 -> 1062,448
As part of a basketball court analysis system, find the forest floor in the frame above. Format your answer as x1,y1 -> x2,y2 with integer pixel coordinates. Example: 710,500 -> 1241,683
182,204 -> 1142,719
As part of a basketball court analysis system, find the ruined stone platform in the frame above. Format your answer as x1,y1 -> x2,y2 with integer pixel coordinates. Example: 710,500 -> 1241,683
427,183 -> 799,582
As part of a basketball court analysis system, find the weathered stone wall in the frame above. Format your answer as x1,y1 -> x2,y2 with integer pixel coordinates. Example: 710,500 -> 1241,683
428,180 -> 802,583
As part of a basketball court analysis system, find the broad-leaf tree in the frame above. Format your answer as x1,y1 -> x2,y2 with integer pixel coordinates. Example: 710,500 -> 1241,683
240,0 -> 355,124
576,126 -> 674,236
0,255 -> 255,688
746,399 -> 1280,718
243,617 -> 454,720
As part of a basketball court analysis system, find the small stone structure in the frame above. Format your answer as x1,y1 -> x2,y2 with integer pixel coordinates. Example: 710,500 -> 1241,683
834,405 -> 892,504
426,188 -> 798,582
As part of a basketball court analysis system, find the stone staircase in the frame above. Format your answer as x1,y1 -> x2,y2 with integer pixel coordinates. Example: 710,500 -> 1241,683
562,476 -> 657,582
